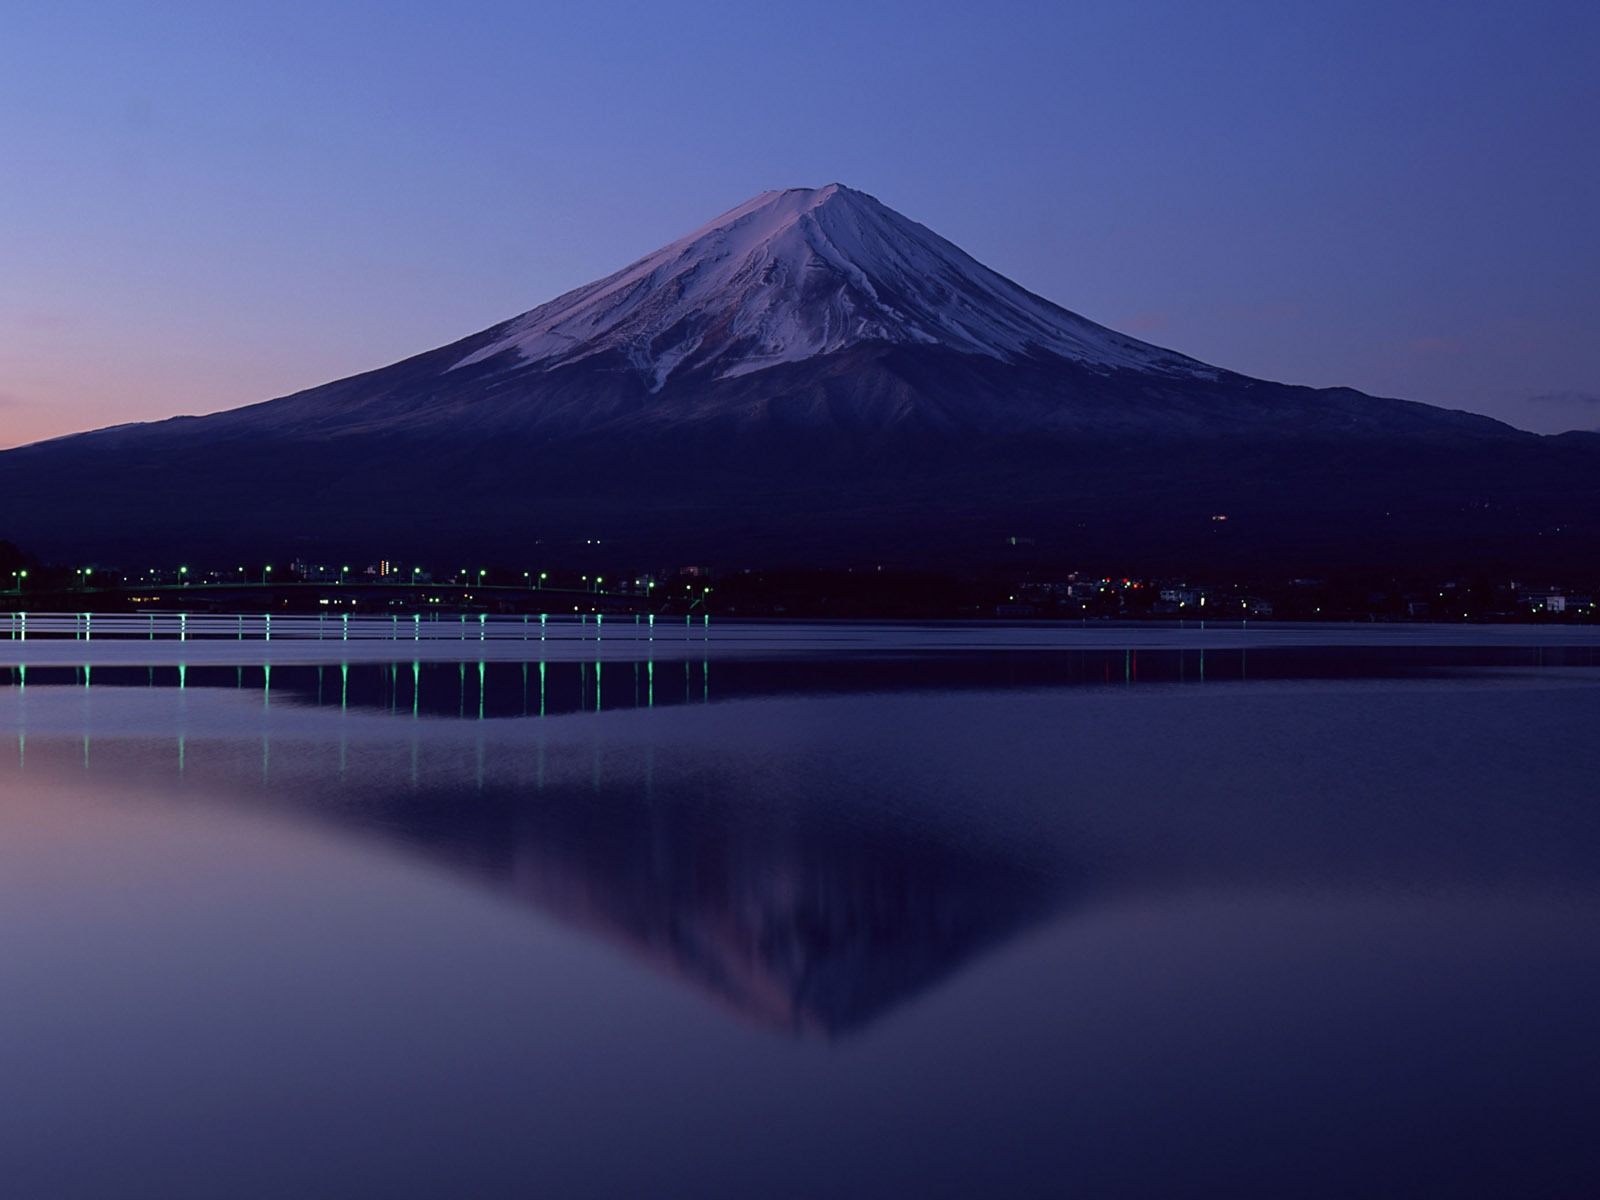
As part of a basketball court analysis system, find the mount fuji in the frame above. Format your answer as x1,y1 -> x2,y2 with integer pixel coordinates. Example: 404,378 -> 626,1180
2,184 -> 1597,574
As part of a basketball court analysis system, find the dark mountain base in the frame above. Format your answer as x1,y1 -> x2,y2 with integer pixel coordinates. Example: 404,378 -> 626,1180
4,423 -> 1597,582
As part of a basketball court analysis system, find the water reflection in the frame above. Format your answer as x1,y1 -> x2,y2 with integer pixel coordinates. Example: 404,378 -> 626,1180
5,641 -> 1600,1198
363,773 -> 1059,1035
5,645 -> 1600,1042
6,642 -> 1598,721
1,670 -> 1069,1035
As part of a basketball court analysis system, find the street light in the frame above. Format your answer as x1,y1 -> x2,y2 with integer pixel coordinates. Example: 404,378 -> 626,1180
341,566 -> 350,584
263,565 -> 273,585
179,566 -> 189,587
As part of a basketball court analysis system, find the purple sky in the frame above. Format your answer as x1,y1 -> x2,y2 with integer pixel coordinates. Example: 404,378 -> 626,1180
3,1 -> 1597,449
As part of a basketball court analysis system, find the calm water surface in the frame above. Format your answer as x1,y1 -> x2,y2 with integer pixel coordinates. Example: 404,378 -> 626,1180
2,623 -> 1598,1198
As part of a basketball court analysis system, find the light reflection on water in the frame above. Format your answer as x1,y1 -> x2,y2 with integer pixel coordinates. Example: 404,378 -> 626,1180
2,633 -> 1600,1198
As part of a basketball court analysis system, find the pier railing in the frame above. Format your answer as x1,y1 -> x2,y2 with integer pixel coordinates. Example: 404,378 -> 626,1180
1,611 -> 706,643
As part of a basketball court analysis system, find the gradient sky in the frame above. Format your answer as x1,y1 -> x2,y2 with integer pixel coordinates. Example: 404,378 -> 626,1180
3,0 -> 1597,449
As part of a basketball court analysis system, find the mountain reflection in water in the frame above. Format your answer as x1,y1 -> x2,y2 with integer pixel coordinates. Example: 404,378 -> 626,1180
6,639 -> 1600,1200
4,643 -> 1599,1043
3,656 -> 1086,1036
365,774 -> 1059,1036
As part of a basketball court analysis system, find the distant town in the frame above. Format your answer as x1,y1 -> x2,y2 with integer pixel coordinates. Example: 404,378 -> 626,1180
0,540 -> 1592,623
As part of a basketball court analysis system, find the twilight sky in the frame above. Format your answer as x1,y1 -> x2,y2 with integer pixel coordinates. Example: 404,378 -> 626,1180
2,0 -> 1597,449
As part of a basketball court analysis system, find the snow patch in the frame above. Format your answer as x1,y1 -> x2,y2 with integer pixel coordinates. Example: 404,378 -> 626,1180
453,185 -> 1218,386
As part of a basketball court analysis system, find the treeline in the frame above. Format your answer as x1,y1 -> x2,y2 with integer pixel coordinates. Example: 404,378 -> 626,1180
0,539 -> 27,575
0,539 -> 123,600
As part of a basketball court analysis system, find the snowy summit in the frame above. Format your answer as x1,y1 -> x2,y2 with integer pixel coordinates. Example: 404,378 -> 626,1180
454,184 -> 1213,390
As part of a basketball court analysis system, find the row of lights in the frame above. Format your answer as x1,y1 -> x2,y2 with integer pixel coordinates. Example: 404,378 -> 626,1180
16,567 -> 684,597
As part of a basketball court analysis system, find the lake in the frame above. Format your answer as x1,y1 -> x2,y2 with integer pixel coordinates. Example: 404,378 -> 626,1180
3,619 -> 1598,1199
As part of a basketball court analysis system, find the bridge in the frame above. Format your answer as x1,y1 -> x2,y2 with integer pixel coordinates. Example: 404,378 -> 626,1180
0,608 -> 712,644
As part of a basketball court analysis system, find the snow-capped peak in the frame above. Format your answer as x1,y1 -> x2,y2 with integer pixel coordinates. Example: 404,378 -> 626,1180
453,184 -> 1214,388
